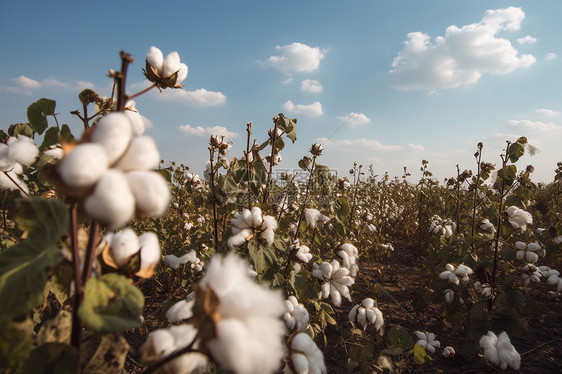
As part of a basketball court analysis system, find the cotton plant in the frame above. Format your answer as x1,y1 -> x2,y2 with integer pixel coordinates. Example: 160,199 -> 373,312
478,218 -> 495,234
0,135 -> 40,195
141,324 -> 208,374
284,332 -> 326,374
348,297 -> 384,332
290,239 -> 313,264
101,228 -> 161,278
538,266 -> 562,292
336,243 -> 359,277
146,252 -> 287,374
506,206 -> 532,231
519,263 -> 541,286
429,215 -> 456,238
442,346 -> 455,358
283,295 -> 309,332
439,263 -> 473,285
304,208 -> 331,228
312,260 -> 355,307
444,289 -> 455,304
228,206 -> 278,248
54,112 -> 170,229
414,331 -> 441,354
144,46 -> 189,89
479,331 -> 521,370
164,250 -> 204,272
473,281 -> 493,298
514,241 -> 542,263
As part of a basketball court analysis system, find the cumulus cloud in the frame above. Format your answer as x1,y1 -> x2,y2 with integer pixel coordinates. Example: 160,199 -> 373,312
546,52 -> 558,61
157,88 -> 226,107
179,124 -> 238,138
283,100 -> 323,116
517,35 -> 536,44
337,112 -> 370,127
264,42 -> 326,73
0,75 -> 94,95
301,79 -> 323,93
390,7 -> 535,91
536,108 -> 559,117
508,119 -> 562,133
408,143 -> 425,151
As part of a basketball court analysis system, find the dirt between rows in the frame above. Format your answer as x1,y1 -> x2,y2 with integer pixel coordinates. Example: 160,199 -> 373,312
125,246 -> 562,373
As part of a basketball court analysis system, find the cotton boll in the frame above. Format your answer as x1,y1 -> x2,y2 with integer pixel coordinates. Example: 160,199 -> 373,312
138,232 -> 161,270
260,228 -> 275,245
162,52 -> 182,78
176,63 -> 188,85
146,46 -> 164,72
141,329 -> 175,359
91,112 -> 133,164
116,136 -> 160,171
228,228 -> 253,248
107,228 -> 140,267
83,170 -> 135,229
166,299 -> 194,323
57,143 -> 109,189
124,101 -> 147,136
7,136 -> 39,166
250,206 -> 264,227
126,171 -> 171,216
262,215 -> 278,231
290,353 -> 310,373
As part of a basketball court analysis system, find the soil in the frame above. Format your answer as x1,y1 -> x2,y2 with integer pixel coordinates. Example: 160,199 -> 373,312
124,246 -> 562,373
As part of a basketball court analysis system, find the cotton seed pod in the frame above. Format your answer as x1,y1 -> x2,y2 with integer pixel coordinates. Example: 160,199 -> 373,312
57,143 -> 109,190
250,206 -> 264,227
7,136 -> 39,166
126,171 -> 171,216
138,232 -> 161,270
83,170 -> 135,229
116,136 -> 160,171
146,46 -> 164,73
107,228 -> 140,267
91,112 -> 133,164
162,52 -> 182,78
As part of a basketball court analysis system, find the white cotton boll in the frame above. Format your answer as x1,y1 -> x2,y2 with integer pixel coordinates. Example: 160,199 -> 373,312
228,228 -> 253,248
138,232 -> 161,270
108,228 -> 139,267
348,305 -> 358,322
262,215 -> 278,231
250,206 -> 264,227
116,136 -> 160,171
526,251 -> 539,263
319,262 -> 333,280
164,255 -> 182,270
166,299 -> 194,323
241,208 -> 254,227
260,228 -> 275,245
7,136 -> 39,166
57,143 -> 109,189
361,298 -> 375,309
0,143 -> 14,171
162,52 -> 182,78
126,171 -> 171,216
290,353 -> 310,374
83,170 -> 135,229
124,101 -> 147,136
91,112 -> 133,164
146,46 -> 164,72
442,346 -> 455,358
144,329 -> 175,357
357,308 -> 367,328
373,308 -> 384,330
515,241 -> 527,250
231,212 -> 250,229
176,63 -> 188,85
527,242 -> 541,252
43,147 -> 64,159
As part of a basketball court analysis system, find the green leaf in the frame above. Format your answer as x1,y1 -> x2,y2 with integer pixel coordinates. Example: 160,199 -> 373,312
80,333 -> 130,373
387,326 -> 414,351
0,198 -> 67,320
508,142 -> 525,163
413,343 -> 427,364
37,310 -> 72,345
298,156 -> 312,171
78,273 -> 144,333
78,89 -> 101,106
334,197 -> 350,223
27,98 -> 56,135
8,123 -> 34,138
19,343 -> 78,374
60,124 -> 74,143
39,126 -> 60,151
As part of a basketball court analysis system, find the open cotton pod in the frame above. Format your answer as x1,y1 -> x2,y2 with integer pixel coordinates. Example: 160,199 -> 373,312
56,143 -> 109,191
126,171 -> 171,217
83,170 -> 136,230
90,112 -> 133,164
115,136 -> 160,171
136,232 -> 161,278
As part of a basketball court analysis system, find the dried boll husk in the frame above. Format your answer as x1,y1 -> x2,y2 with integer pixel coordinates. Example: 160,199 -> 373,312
83,169 -> 135,229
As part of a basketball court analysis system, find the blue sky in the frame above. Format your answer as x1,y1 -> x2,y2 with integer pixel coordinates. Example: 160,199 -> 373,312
1,1 -> 561,183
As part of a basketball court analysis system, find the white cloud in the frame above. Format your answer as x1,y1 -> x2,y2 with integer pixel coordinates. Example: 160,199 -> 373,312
42,77 -> 95,90
316,137 -> 403,152
179,124 -> 238,138
264,42 -> 326,73
157,88 -> 226,106
508,119 -> 562,133
282,77 -> 293,85
546,52 -> 558,61
301,79 -> 323,93
390,7 -> 535,91
283,100 -> 323,116
517,35 -> 536,44
14,75 -> 40,89
337,112 -> 370,127
408,143 -> 425,151
536,108 -> 559,117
